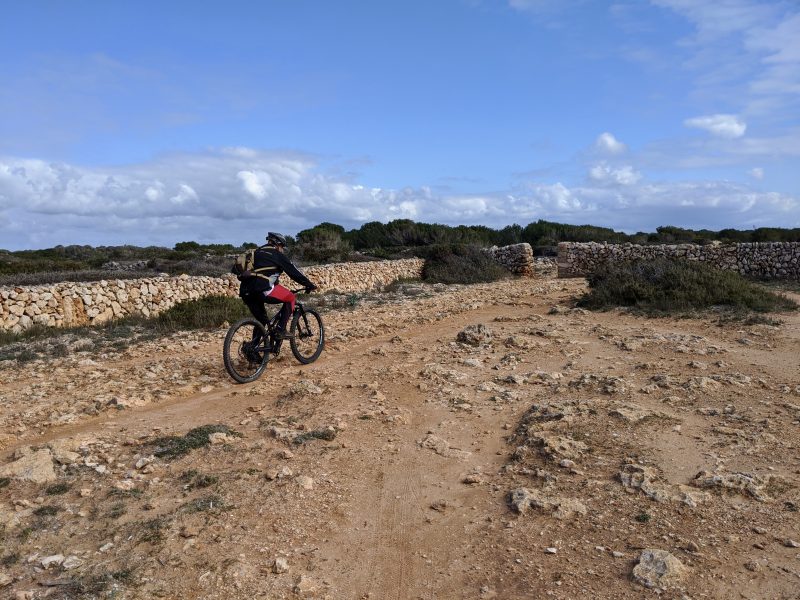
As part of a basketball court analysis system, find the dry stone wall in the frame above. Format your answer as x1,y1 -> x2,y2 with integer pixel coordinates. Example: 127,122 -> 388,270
558,241 -> 800,280
0,258 -> 424,333
483,243 -> 535,276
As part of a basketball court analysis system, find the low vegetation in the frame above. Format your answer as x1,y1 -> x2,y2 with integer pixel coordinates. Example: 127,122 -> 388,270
420,244 -> 511,284
5,219 -> 800,282
0,296 -> 250,362
150,424 -> 240,459
578,259 -> 798,315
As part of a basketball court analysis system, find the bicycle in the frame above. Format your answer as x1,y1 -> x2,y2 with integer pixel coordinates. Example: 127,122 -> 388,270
223,288 -> 325,383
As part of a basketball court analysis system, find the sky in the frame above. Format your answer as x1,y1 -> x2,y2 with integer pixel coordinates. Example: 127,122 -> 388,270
1,0 -> 799,250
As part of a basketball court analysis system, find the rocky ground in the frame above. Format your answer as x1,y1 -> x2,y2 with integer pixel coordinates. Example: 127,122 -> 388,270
0,277 -> 798,599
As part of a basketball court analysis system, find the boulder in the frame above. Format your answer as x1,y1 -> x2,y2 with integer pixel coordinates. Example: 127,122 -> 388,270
632,549 -> 687,589
0,448 -> 57,484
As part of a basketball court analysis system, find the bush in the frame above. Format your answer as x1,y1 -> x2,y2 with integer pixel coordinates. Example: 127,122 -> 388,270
578,259 -> 798,314
420,244 -> 511,285
154,296 -> 250,332
294,226 -> 352,263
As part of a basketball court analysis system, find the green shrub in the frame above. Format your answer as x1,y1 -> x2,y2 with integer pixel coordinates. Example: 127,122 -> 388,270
154,296 -> 250,332
578,259 -> 798,314
420,244 -> 511,284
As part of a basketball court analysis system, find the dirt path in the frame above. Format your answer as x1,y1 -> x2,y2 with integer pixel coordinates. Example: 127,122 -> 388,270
1,278 -> 799,599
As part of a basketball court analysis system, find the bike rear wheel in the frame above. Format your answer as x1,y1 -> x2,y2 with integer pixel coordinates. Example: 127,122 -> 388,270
289,309 -> 324,364
223,318 -> 270,383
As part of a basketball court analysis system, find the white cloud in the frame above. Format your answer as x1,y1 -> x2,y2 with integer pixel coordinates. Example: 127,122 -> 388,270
684,114 -> 747,138
595,132 -> 627,154
749,167 -> 764,180
0,147 -> 797,249
652,1 -> 800,115
588,163 -> 642,186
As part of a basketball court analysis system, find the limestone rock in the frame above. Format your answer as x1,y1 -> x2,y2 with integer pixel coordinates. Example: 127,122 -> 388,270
0,448 -> 56,484
509,488 -> 587,520
419,434 -> 471,460
273,557 -> 289,574
632,549 -> 687,589
691,470 -> 770,501
456,324 -> 493,346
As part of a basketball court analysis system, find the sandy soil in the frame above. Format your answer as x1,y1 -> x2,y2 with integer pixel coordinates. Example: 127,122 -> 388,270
0,277 -> 799,599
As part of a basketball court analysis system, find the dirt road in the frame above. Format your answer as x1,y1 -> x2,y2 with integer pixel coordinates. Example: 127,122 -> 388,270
1,278 -> 799,599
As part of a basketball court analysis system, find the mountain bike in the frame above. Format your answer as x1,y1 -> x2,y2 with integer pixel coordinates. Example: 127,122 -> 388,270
223,289 -> 325,383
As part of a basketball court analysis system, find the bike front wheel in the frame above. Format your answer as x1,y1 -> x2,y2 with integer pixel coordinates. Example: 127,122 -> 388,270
223,318 -> 270,383
289,309 -> 325,364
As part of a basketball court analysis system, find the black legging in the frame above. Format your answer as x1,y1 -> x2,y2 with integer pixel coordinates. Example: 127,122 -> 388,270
242,291 -> 292,333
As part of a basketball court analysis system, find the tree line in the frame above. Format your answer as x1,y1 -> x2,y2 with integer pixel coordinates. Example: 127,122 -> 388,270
3,220 -> 800,275
290,220 -> 800,263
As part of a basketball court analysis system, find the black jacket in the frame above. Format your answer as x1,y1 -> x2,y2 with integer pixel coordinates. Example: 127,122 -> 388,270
237,246 -> 313,298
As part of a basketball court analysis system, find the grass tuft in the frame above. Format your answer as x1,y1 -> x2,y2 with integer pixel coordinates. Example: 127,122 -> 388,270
184,494 -> 226,513
33,505 -> 60,517
293,428 -> 337,445
45,482 -> 70,495
150,424 -> 239,459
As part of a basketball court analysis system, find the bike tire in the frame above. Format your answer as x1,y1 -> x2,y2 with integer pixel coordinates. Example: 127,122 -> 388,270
223,318 -> 270,383
289,309 -> 325,364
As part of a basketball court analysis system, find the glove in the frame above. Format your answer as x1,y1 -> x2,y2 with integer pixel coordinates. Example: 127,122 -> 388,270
305,284 -> 318,294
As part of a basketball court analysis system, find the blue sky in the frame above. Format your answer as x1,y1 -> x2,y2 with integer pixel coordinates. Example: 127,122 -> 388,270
1,0 -> 798,249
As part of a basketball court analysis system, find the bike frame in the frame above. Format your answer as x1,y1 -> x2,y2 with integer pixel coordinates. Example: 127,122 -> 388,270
256,287 -> 309,355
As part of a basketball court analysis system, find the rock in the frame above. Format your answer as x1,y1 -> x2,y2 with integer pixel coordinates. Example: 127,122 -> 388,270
48,440 -> 81,465
296,475 -> 314,490
180,525 -> 200,538
691,471 -> 770,501
418,434 -> 471,460
509,488 -> 587,520
265,466 -> 293,481
609,404 -> 668,424
784,539 -> 800,548
273,557 -> 289,574
0,448 -> 56,484
744,560 -> 760,572
462,473 -> 484,485
456,324 -> 493,346
135,456 -> 155,469
208,432 -> 230,445
40,554 -> 65,569
683,541 -> 700,553
62,556 -> 84,570
430,499 -> 448,512
289,380 -> 323,397
530,434 -> 588,461
0,573 -> 12,587
544,547 -> 558,554
293,574 -> 319,595
278,449 -> 295,459
632,549 -> 687,589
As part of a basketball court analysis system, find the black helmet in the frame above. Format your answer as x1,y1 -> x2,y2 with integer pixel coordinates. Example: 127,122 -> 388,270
266,232 -> 287,247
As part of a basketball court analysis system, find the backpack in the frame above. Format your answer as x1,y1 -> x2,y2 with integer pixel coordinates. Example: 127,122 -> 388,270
231,246 -> 275,281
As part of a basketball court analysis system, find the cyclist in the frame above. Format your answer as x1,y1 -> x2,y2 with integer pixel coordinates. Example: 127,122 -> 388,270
237,232 -> 317,345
